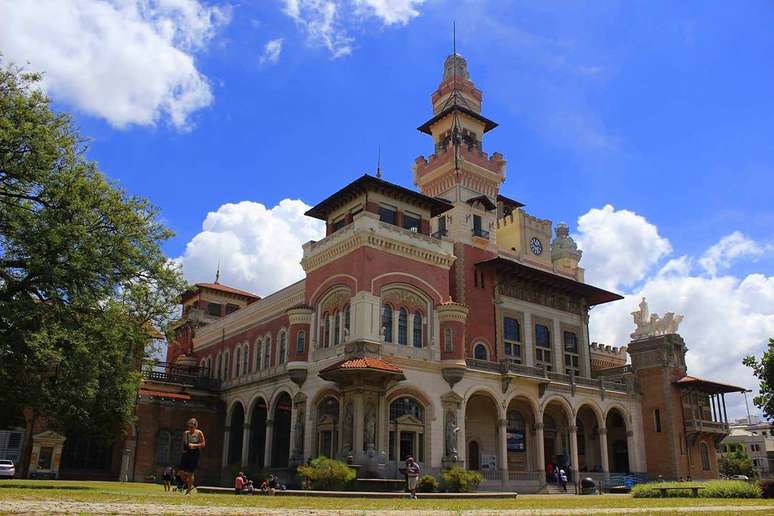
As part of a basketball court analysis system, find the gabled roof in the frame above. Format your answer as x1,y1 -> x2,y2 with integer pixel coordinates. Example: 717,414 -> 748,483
304,174 -> 454,221
466,195 -> 497,211
675,375 -> 746,394
497,193 -> 525,210
417,104 -> 498,135
476,255 -> 623,306
182,283 -> 260,302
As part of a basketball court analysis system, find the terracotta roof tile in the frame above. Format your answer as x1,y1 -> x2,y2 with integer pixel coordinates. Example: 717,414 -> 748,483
675,375 -> 746,393
320,357 -> 403,374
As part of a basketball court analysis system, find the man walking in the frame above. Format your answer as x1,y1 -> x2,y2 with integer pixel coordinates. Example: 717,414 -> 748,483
406,457 -> 420,500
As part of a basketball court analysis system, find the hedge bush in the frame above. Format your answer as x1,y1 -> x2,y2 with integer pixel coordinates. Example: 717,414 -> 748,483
440,466 -> 483,493
297,456 -> 355,491
416,474 -> 438,493
632,480 -> 761,499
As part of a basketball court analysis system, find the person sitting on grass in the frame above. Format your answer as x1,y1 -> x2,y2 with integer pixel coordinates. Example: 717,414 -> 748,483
234,472 -> 245,495
162,465 -> 174,492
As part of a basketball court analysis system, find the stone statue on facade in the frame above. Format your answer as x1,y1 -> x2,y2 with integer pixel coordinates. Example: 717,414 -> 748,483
364,404 -> 376,449
343,402 -> 354,451
630,297 -> 684,340
293,407 -> 305,457
445,411 -> 460,460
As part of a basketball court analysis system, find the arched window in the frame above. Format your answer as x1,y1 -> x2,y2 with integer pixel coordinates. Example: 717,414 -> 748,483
323,313 -> 331,348
344,304 -> 351,335
398,308 -> 408,345
700,442 -> 710,471
504,317 -> 522,363
254,340 -> 262,371
296,330 -> 305,354
389,397 -> 426,463
412,311 -> 423,348
278,332 -> 287,365
474,343 -> 488,360
263,337 -> 271,369
155,430 -> 171,465
243,345 -> 249,376
444,327 -> 453,352
334,310 -> 341,346
215,354 -> 221,380
382,304 -> 393,343
235,348 -> 242,377
223,351 -> 230,379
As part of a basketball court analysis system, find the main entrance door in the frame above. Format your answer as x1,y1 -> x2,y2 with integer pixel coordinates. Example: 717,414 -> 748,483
399,431 -> 415,461
468,441 -> 480,470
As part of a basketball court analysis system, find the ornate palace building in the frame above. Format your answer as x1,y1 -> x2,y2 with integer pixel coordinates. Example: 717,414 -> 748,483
13,53 -> 741,490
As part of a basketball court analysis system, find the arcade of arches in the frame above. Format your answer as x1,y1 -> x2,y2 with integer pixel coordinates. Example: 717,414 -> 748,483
223,393 -> 292,470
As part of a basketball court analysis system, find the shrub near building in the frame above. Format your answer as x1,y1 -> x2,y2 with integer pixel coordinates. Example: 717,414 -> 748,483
632,480 -> 761,499
297,457 -> 355,491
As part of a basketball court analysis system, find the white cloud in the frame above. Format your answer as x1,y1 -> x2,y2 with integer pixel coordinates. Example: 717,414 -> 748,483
281,0 -> 423,58
574,205 -> 672,290
0,0 -> 230,129
698,231 -> 764,276
259,38 -> 284,65
579,210 -> 774,420
175,199 -> 325,296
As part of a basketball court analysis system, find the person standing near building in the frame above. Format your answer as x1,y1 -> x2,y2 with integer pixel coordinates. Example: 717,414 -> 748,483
406,456 -> 420,500
559,468 -> 568,492
234,472 -> 245,495
178,418 -> 205,495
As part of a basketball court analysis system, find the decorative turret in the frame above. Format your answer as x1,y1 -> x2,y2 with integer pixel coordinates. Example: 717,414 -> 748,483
413,54 -> 505,203
551,223 -> 583,274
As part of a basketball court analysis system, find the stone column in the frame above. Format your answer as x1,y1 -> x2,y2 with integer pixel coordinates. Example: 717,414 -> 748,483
222,427 -> 231,468
535,422 -> 545,483
552,318 -> 564,373
580,310 -> 592,378
626,430 -> 635,472
523,312 -> 534,367
569,425 -> 579,488
241,424 -> 251,468
263,419 -> 274,469
599,427 -> 609,473
498,418 -> 508,487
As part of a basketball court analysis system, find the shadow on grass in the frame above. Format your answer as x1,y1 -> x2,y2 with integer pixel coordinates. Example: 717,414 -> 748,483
0,484 -> 91,491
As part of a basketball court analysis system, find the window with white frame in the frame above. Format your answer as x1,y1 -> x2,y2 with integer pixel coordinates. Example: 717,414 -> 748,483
563,331 -> 580,376
277,331 -> 287,365
398,308 -> 408,345
263,338 -> 271,369
334,310 -> 341,346
534,324 -> 552,371
296,330 -> 305,354
503,317 -> 522,363
382,304 -> 393,343
412,311 -> 423,348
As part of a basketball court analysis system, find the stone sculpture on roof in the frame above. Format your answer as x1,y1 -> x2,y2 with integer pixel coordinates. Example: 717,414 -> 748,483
630,297 -> 684,340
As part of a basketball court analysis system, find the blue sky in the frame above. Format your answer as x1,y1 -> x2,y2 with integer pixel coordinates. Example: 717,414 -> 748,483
2,0 -> 773,418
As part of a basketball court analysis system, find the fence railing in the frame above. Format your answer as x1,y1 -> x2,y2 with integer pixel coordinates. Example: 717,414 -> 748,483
141,361 -> 220,391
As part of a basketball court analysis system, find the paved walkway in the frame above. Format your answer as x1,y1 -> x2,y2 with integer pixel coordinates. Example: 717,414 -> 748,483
0,501 -> 772,515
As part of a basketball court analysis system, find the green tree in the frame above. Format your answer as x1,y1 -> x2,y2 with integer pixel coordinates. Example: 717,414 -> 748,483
743,338 -> 774,421
0,60 -> 187,475
719,443 -> 756,478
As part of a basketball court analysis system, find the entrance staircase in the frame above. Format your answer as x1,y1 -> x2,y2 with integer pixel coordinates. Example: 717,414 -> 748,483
541,483 -> 571,495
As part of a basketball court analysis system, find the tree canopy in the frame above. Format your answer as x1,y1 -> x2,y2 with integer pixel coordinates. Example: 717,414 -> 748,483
0,60 -> 186,468
719,443 -> 756,479
743,338 -> 774,422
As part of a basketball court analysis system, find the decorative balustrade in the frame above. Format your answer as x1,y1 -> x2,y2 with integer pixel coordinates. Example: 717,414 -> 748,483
141,361 -> 220,391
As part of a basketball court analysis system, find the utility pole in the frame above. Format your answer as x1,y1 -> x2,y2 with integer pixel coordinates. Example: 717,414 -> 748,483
743,389 -> 752,425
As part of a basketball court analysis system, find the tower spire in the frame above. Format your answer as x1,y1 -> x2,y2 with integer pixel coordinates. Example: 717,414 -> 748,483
376,145 -> 382,179
215,259 -> 220,284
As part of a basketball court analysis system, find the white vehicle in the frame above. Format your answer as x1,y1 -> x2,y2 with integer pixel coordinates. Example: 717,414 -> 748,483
0,460 -> 15,479
729,475 -> 750,481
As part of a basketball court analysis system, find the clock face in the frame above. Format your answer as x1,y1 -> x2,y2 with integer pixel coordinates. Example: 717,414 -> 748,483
529,237 -> 543,256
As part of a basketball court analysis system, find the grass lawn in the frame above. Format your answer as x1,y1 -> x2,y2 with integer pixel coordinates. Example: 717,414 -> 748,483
0,480 -> 773,514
